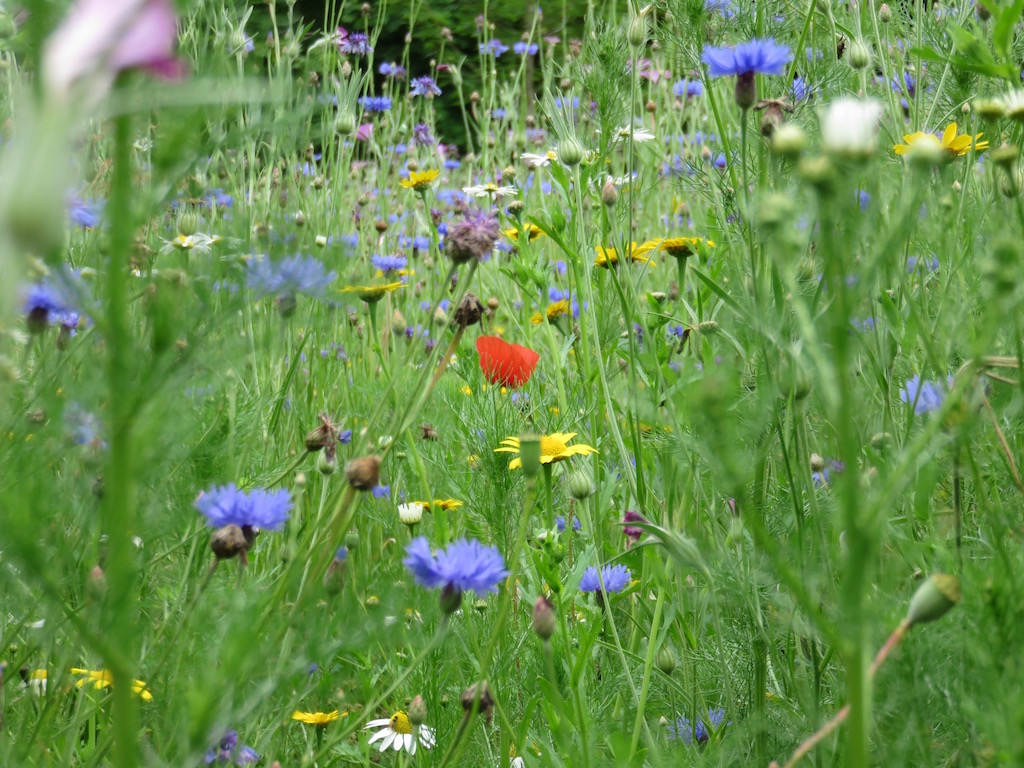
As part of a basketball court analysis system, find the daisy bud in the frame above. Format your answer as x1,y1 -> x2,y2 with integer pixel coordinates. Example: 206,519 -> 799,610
506,200 -> 525,216
569,469 -> 594,499
770,123 -> 806,157
391,309 -> 407,334
345,455 -> 381,490
177,209 -> 198,237
558,137 -> 585,166
532,596 -> 556,639
315,234 -> 328,247
810,453 -> 825,472
460,681 -> 495,725
487,296 -> 500,311
906,574 -> 961,626
973,98 -> 1006,122
210,524 -> 249,561
879,3 -> 892,21
454,292 -> 485,328
870,432 -> 892,451
991,144 -> 1018,169
601,179 -> 619,207
656,646 -> 677,675
432,307 -> 448,326
517,434 -> 542,478
408,695 -> 428,725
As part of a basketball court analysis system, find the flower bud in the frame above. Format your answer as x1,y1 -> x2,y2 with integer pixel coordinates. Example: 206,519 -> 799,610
506,200 -> 525,216
557,137 -> 585,166
568,469 -> 594,499
656,646 -> 677,675
870,432 -> 892,451
344,530 -> 360,548
87,565 -> 107,601
532,595 -> 556,639
810,453 -> 825,472
627,13 -> 647,48
973,98 -> 1006,122
323,546 -> 347,595
408,695 -> 428,725
906,574 -> 961,626
454,292 -> 484,328
391,309 -> 407,334
210,524 -> 248,561
848,39 -> 871,70
770,123 -> 806,157
440,583 -> 463,614
879,3 -> 892,22
316,446 -> 338,475
601,178 -> 618,207
345,455 -> 381,490
177,209 -> 199,237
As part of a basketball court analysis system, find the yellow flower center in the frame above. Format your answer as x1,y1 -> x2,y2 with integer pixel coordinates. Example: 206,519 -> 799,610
390,711 -> 413,734
540,435 -> 569,457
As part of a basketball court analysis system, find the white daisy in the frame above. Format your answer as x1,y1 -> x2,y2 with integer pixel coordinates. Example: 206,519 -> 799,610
612,125 -> 656,143
820,98 -> 883,158
521,150 -> 558,167
1004,89 -> 1024,121
463,182 -> 517,198
398,502 -> 425,525
364,711 -> 436,754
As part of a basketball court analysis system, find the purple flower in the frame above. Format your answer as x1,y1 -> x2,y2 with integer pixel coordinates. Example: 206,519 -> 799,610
247,255 -> 336,300
701,39 -> 792,77
195,483 -> 292,531
623,510 -> 648,543
446,208 -> 500,263
899,375 -> 950,415
22,272 -> 84,334
68,194 -> 102,227
480,39 -> 509,57
205,730 -> 259,765
371,254 -> 407,273
791,76 -> 813,102
673,79 -> 704,98
410,76 -> 441,97
579,563 -> 631,594
339,31 -> 372,55
404,537 -> 509,594
358,96 -> 392,113
906,255 -> 939,273
513,41 -> 539,55
412,123 -> 435,146
668,708 -> 727,745
371,484 -> 390,499
379,61 -> 406,78
555,515 -> 582,532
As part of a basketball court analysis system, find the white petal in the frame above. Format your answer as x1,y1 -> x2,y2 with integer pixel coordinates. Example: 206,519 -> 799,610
409,735 -> 417,755
364,718 -> 392,729
378,731 -> 396,752
392,732 -> 405,751
404,733 -> 414,753
419,724 -> 436,748
367,728 -> 390,745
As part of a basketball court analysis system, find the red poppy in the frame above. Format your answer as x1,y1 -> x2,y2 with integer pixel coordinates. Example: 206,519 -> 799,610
476,336 -> 539,388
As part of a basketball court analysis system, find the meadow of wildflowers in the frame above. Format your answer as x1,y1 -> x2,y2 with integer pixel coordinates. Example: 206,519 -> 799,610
2,0 -> 1024,766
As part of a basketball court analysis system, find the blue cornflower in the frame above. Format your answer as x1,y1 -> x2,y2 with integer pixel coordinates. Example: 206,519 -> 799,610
338,429 -> 353,444
906,255 -> 939,273
673,79 -> 704,98
705,0 -> 734,16
195,483 -> 292,531
579,563 -> 631,594
371,254 -> 408,273
514,41 -> 539,55
371,484 -> 391,499
555,516 -> 582,533
702,39 -> 792,109
404,537 -> 509,596
339,31 -> 372,55
702,38 -> 792,77
68,194 -> 103,228
410,76 -> 442,97
23,274 -> 83,334
668,708 -> 727,745
205,730 -> 259,765
900,375 -> 950,414
379,61 -> 406,78
358,96 -> 392,113
246,255 -> 336,300
66,405 -> 105,449
791,76 -> 813,102
480,39 -> 509,57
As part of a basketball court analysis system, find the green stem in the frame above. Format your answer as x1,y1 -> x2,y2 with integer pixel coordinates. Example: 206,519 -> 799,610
628,588 -> 664,759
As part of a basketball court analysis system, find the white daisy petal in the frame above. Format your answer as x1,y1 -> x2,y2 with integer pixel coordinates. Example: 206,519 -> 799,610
367,728 -> 390,745
409,734 -> 417,755
392,732 -> 403,751
379,731 -> 396,752
365,718 -> 392,729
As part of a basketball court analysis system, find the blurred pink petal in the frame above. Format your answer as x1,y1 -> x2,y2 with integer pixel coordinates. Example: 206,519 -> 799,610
44,0 -> 182,99
355,123 -> 374,142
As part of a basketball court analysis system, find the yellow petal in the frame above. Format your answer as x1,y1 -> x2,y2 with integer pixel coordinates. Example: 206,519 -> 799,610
941,123 -> 958,146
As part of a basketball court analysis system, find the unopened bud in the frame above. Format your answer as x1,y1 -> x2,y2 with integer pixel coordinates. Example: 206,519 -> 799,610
316,446 -> 338,475
656,646 -> 677,675
810,453 -> 825,472
454,292 -> 484,327
905,574 -> 961,626
323,547 -> 348,595
601,179 -> 618,207
532,596 -> 556,639
627,13 -> 647,48
408,695 -> 428,725
87,565 -> 107,601
848,39 -> 871,70
771,123 -> 806,157
210,524 -> 248,561
879,3 -> 892,22
460,681 -> 495,724
518,434 -> 542,478
558,137 -> 585,166
177,209 -> 199,236
568,469 -> 594,499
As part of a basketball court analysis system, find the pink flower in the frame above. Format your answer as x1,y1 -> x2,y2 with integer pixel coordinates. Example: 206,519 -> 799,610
44,0 -> 183,100
355,123 -> 374,142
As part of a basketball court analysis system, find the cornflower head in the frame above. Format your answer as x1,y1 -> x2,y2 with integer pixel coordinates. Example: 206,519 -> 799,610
480,39 -> 509,56
514,41 -> 539,55
379,61 -> 406,78
446,208 -> 500,263
404,537 -> 509,612
579,563 -> 632,594
701,38 -> 792,109
204,730 -> 259,765
196,483 -> 292,532
246,255 -> 336,316
410,76 -> 441,97
899,375 -> 951,414
371,254 -> 408,274
412,123 -> 435,146
358,96 -> 392,113
22,280 -> 79,335
668,708 -> 727,745
339,31 -> 372,55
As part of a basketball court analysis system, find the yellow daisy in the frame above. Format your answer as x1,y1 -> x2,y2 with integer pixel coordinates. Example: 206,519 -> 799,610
494,432 -> 598,470
503,222 -> 547,243
71,668 -> 153,702
399,169 -> 440,191
634,236 -> 714,259
530,299 -> 572,325
337,281 -> 404,303
893,122 -> 989,157
292,710 -> 343,726
594,244 -> 653,269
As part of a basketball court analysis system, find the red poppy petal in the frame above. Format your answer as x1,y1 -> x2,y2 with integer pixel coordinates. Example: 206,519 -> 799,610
476,336 -> 538,388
